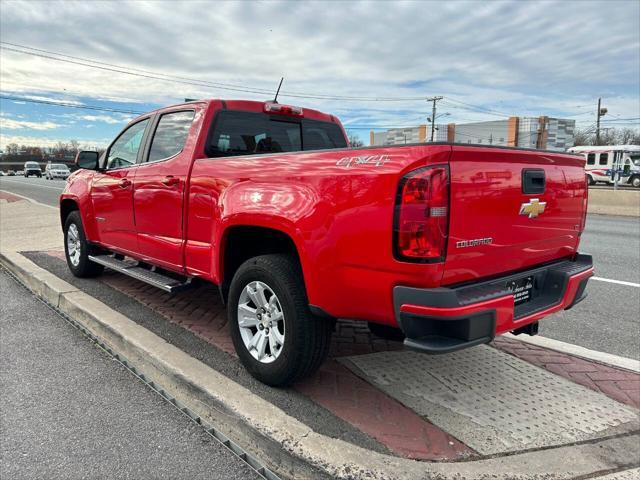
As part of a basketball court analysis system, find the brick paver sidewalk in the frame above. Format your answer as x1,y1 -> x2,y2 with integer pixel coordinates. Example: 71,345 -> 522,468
493,336 -> 640,408
0,191 -> 24,203
43,251 -> 640,461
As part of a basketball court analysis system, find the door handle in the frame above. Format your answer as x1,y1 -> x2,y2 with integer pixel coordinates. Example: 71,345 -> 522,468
162,176 -> 180,187
119,178 -> 132,188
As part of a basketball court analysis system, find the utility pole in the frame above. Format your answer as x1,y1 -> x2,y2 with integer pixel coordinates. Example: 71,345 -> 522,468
595,97 -> 607,145
428,96 -> 444,142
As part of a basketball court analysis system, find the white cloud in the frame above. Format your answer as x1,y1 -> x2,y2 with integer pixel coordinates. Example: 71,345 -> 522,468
0,133 -> 109,149
21,94 -> 83,105
0,0 -> 637,133
79,114 -> 124,124
0,118 -> 61,130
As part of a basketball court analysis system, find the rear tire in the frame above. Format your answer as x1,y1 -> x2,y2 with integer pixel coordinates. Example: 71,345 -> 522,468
228,254 -> 332,387
631,176 -> 640,188
587,174 -> 595,186
64,211 -> 104,278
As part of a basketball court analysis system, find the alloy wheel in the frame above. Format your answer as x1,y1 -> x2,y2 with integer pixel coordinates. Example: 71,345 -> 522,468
237,281 -> 285,364
67,223 -> 82,267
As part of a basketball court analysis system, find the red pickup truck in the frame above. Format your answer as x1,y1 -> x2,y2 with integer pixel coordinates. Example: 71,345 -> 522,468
61,99 -> 593,386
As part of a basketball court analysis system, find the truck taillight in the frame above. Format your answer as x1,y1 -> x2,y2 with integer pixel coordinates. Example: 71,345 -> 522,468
580,174 -> 589,233
393,165 -> 450,262
264,102 -> 303,116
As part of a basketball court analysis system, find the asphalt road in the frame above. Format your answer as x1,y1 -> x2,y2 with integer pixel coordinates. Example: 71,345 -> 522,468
1,175 -> 639,358
0,270 -> 260,480
539,214 -> 640,359
0,269 -> 260,480
0,174 -> 65,206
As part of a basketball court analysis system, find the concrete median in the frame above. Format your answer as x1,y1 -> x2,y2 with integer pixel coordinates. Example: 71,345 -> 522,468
588,189 -> 640,217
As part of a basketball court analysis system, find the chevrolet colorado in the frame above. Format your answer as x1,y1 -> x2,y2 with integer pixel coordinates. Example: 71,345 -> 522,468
61,99 -> 593,386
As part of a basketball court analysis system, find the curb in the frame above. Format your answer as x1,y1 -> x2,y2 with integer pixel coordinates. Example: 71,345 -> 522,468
2,249 -> 639,480
504,333 -> 640,373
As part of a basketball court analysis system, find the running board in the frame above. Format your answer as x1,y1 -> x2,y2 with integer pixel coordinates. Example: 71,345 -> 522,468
88,255 -> 193,293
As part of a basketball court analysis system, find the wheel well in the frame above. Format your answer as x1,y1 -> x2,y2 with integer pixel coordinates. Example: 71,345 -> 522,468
60,199 -> 79,227
221,226 -> 300,301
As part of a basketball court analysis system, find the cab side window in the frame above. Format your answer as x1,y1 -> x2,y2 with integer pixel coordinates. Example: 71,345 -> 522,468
106,119 -> 150,169
586,153 -> 595,165
147,111 -> 195,162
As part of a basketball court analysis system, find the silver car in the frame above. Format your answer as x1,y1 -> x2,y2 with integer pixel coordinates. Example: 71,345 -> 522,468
45,163 -> 71,180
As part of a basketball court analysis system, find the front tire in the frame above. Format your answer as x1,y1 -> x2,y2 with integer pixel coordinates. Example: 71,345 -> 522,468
587,174 -> 595,186
64,211 -> 104,278
631,176 -> 640,188
228,254 -> 332,387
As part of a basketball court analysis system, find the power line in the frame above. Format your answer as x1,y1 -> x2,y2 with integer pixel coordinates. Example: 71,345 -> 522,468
0,42 -> 435,103
441,98 -> 513,118
0,41 -> 275,94
0,94 -> 451,130
600,117 -> 640,122
0,94 -> 145,114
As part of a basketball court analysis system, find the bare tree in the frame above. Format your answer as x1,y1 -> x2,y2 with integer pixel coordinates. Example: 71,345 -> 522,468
5,143 -> 19,155
617,128 -> 640,145
573,129 -> 594,146
572,127 -> 640,146
348,134 -> 364,148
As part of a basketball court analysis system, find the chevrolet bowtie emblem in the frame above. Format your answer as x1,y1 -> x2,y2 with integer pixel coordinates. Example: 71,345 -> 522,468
519,198 -> 546,218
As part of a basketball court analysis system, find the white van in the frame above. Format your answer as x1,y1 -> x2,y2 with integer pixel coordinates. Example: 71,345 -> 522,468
568,145 -> 640,188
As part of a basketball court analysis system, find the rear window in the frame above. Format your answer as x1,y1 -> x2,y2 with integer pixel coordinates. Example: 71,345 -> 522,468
206,111 -> 346,157
51,164 -> 68,169
25,162 -> 39,168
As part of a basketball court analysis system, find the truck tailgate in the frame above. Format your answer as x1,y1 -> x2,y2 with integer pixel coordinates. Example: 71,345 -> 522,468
442,146 -> 587,286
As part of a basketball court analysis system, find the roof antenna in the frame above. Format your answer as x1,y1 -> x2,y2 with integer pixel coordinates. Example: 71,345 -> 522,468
273,77 -> 284,104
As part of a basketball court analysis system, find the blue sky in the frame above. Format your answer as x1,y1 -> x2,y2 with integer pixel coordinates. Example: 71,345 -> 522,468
1,0 -> 639,148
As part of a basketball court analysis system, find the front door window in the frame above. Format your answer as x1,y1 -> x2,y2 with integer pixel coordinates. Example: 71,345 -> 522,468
106,119 -> 149,169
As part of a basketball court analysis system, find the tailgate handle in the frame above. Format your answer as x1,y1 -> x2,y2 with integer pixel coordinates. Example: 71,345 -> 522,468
522,169 -> 545,194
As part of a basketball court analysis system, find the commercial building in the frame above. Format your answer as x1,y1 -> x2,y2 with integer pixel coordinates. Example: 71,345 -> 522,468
370,116 -> 576,151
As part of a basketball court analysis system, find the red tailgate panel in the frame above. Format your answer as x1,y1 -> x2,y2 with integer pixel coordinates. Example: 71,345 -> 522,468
442,146 -> 586,286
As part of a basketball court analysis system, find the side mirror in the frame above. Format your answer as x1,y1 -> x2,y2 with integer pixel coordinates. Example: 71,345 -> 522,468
75,151 -> 99,170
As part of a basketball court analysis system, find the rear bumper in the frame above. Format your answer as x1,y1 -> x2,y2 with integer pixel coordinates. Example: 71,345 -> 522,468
393,254 -> 594,354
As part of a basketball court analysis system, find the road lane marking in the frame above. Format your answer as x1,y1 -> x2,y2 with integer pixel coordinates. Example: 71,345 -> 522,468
592,276 -> 640,288
0,178 -> 65,191
0,189 -> 57,210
